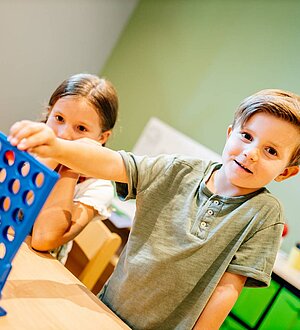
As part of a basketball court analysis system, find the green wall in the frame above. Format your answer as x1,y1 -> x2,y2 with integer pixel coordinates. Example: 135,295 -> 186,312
102,0 -> 300,254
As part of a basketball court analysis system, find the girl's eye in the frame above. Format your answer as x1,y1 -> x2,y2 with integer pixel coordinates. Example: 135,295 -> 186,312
241,132 -> 252,141
266,147 -> 277,156
55,115 -> 64,122
78,125 -> 87,132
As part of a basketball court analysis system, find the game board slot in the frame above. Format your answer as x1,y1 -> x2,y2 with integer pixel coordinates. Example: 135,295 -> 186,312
18,161 -> 30,177
0,243 -> 6,259
32,172 -> 45,188
12,208 -> 24,222
23,190 -> 35,206
4,150 -> 15,166
8,178 -> 21,194
0,168 -> 6,183
0,196 -> 11,212
4,226 -> 15,242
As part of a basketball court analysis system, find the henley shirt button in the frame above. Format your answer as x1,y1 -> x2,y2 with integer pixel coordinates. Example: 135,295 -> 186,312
207,209 -> 214,216
200,221 -> 206,229
213,200 -> 219,205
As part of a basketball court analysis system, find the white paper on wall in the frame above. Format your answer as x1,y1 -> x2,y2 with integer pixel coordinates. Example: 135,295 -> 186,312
133,117 -> 222,161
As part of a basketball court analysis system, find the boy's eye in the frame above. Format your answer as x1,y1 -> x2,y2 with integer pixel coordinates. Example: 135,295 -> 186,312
241,132 -> 252,141
55,115 -> 64,122
266,147 -> 277,156
78,125 -> 87,132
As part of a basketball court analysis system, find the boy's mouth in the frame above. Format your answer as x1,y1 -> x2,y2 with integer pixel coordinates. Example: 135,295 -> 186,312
234,160 -> 253,174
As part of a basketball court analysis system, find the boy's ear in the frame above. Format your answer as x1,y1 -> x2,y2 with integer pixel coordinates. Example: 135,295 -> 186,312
274,165 -> 299,182
98,130 -> 112,145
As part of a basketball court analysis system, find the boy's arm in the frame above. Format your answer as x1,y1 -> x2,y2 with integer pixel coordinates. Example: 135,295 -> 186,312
9,120 -> 128,183
193,272 -> 246,330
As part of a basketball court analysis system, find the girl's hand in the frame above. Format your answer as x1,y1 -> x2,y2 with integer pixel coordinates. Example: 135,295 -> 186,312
8,120 -> 59,158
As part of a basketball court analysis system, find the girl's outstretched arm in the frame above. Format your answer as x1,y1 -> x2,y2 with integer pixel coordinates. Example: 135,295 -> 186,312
9,120 -> 127,183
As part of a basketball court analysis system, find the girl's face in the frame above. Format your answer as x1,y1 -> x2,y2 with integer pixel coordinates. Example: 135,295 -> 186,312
46,96 -> 111,144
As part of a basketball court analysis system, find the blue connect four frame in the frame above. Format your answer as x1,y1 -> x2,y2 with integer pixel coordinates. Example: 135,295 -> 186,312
0,131 -> 59,316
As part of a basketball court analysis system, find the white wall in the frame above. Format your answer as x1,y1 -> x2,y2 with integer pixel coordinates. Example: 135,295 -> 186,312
0,0 -> 138,134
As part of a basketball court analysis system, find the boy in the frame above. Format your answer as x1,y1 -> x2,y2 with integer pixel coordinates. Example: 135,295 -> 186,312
8,89 -> 300,329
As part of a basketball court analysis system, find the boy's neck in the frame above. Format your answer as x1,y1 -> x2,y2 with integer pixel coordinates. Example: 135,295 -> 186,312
206,168 -> 262,197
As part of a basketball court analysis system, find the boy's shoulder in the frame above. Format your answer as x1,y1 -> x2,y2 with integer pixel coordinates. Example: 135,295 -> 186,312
154,154 -> 218,179
250,188 -> 285,219
253,187 -> 282,205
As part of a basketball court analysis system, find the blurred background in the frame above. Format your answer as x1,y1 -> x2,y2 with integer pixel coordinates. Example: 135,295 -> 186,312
1,0 -> 299,254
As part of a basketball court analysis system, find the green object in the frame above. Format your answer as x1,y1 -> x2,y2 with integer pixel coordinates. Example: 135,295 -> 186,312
260,288 -> 300,330
220,316 -> 246,330
231,280 -> 280,327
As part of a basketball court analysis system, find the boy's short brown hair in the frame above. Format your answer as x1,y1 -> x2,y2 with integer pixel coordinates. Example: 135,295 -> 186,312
232,89 -> 300,166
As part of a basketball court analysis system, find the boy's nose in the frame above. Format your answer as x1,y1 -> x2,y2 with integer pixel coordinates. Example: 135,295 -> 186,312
244,147 -> 259,162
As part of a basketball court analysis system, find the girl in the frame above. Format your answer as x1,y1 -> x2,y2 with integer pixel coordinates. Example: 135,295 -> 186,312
31,73 -> 118,263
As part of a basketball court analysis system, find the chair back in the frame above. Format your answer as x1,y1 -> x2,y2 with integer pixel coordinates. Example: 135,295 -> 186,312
73,220 -> 121,291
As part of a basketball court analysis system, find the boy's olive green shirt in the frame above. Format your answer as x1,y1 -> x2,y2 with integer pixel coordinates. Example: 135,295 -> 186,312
100,152 -> 284,330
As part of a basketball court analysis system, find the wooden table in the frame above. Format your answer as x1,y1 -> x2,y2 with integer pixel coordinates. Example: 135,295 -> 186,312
0,238 -> 130,330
